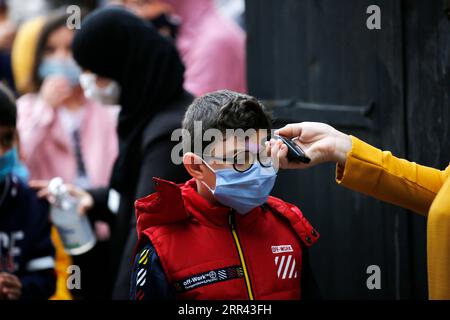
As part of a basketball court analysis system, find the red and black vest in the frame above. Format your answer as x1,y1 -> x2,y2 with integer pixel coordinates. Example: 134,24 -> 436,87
135,178 -> 319,300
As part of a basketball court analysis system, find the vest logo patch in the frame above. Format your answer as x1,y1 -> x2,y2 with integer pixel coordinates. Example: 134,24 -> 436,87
174,266 -> 244,292
271,245 -> 293,254
274,255 -> 298,279
272,245 -> 297,279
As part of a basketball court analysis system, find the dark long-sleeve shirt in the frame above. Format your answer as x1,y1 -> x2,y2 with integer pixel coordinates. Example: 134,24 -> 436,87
0,175 -> 56,299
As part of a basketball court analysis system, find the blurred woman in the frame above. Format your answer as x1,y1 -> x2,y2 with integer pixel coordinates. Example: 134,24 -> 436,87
16,11 -> 118,299
17,12 -> 118,188
70,7 -> 191,299
122,0 -> 247,96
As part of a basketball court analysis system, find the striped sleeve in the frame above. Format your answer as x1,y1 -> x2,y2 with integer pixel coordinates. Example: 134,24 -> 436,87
130,242 -> 174,300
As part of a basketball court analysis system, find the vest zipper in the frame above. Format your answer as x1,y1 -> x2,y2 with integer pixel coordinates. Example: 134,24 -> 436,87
228,213 -> 254,300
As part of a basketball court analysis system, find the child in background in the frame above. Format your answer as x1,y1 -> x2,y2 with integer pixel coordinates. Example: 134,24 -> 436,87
0,84 -> 56,300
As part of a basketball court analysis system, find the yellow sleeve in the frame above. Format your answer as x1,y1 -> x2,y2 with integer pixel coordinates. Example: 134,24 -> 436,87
49,227 -> 73,300
336,136 -> 450,216
427,177 -> 450,299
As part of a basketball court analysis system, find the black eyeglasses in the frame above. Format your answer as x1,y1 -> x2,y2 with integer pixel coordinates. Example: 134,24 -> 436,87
204,149 -> 272,173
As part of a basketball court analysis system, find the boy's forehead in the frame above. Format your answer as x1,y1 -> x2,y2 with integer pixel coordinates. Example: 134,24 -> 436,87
222,129 -> 269,151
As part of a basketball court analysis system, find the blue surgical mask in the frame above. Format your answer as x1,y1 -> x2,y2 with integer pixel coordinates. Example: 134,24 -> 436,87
38,58 -> 81,86
0,147 -> 18,183
201,160 -> 277,214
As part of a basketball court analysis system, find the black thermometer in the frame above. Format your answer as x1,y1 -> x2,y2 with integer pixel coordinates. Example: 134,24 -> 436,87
273,135 -> 311,164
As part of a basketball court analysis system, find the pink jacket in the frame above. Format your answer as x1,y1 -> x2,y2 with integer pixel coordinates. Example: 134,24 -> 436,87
17,94 -> 118,187
164,0 -> 247,96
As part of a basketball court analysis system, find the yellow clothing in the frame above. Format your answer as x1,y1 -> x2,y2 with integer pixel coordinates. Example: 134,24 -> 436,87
11,16 -> 45,94
336,136 -> 450,300
49,227 -> 73,300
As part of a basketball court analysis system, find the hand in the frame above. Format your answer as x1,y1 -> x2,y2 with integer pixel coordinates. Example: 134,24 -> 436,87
30,180 -> 94,215
0,273 -> 22,300
94,221 -> 111,242
268,122 -> 352,169
40,76 -> 73,108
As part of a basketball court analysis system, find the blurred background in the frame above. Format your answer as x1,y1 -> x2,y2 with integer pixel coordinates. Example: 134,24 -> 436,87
1,0 -> 449,300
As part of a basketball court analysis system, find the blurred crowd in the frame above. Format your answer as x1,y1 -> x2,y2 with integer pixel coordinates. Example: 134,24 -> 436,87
0,0 -> 246,300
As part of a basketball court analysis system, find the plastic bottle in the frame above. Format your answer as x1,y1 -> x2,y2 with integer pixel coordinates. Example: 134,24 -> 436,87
48,177 -> 96,255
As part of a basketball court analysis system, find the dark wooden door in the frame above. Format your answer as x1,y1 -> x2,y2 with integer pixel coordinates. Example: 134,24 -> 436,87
246,0 -> 450,299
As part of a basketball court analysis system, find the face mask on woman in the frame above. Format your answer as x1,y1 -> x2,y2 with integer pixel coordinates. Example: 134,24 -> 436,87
79,73 -> 121,105
38,57 -> 82,86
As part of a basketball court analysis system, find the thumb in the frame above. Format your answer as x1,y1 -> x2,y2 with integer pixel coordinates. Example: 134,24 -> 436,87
275,123 -> 303,139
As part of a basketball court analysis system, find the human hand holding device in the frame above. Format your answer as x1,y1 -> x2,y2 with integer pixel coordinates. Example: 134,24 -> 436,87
30,180 -> 94,215
273,134 -> 311,164
269,122 -> 352,169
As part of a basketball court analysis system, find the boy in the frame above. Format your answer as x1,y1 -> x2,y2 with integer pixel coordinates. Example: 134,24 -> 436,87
0,84 -> 56,299
131,90 -> 319,300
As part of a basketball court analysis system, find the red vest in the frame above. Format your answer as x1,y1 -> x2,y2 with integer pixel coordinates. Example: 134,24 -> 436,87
135,178 -> 319,300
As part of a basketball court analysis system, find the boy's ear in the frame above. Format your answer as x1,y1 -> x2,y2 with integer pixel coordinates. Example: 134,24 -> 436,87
183,152 -> 206,180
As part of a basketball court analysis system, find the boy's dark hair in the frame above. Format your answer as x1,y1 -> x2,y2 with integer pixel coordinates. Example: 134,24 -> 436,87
182,90 -> 272,154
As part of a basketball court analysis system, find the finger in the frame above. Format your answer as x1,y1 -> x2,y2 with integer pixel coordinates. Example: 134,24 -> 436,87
54,88 -> 73,101
29,180 -> 50,189
0,273 -> 14,282
264,141 -> 271,156
1,273 -> 21,286
0,276 -> 19,288
36,190 -> 55,204
277,141 -> 311,170
36,188 -> 50,198
274,123 -> 303,139
78,203 -> 89,216
6,289 -> 21,300
79,195 -> 94,216
65,184 -> 80,196
277,143 -> 291,169
270,140 -> 282,171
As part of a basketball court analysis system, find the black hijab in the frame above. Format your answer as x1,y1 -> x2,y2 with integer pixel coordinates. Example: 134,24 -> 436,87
72,7 -> 185,195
